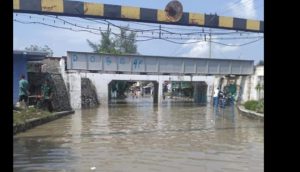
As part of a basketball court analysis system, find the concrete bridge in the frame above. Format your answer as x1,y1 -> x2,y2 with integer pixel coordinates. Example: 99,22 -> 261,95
61,52 -> 254,109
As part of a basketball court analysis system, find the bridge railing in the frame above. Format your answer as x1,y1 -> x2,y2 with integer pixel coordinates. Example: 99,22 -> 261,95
66,51 -> 254,75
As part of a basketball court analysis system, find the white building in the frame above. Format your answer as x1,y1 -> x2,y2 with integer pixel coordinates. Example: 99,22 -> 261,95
241,64 -> 264,102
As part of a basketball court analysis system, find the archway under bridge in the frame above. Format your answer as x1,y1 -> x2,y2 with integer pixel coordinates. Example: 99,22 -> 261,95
65,72 -> 214,109
108,80 -> 159,104
107,80 -> 207,104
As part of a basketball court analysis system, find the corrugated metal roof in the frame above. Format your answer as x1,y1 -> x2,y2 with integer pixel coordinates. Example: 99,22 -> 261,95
13,50 -> 48,61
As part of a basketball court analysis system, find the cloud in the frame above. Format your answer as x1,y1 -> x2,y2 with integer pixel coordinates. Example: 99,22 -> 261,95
180,38 -> 239,58
181,41 -> 209,57
227,0 -> 257,19
220,46 -> 238,52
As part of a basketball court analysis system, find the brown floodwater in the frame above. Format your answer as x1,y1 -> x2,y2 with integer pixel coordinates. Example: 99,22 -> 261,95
14,98 -> 263,172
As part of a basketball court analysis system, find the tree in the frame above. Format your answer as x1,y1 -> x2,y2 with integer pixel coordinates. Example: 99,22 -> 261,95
114,27 -> 137,54
87,30 -> 119,54
25,45 -> 53,57
87,28 -> 138,98
87,27 -> 138,55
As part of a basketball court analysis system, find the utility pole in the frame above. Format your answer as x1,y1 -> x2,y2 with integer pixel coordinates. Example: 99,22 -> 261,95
107,23 -> 110,32
159,25 -> 161,39
209,28 -> 212,58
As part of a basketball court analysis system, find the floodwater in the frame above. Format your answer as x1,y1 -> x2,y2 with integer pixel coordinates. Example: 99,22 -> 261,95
14,97 -> 263,172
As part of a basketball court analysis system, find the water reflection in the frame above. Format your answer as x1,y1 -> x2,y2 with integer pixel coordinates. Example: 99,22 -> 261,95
14,98 -> 263,172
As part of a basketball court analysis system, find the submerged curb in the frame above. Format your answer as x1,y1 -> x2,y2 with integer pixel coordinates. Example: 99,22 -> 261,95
237,105 -> 263,120
13,110 -> 75,135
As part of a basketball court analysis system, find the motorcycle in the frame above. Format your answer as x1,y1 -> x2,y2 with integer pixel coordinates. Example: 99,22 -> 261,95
218,91 -> 234,108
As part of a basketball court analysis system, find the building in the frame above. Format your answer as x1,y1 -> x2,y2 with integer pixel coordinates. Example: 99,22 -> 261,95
13,50 -> 48,105
241,64 -> 264,101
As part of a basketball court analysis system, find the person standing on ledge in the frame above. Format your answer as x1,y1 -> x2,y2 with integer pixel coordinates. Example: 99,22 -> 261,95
41,78 -> 53,112
19,74 -> 29,107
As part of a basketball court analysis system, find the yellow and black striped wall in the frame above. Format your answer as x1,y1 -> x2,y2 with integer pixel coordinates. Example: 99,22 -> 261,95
13,0 -> 264,33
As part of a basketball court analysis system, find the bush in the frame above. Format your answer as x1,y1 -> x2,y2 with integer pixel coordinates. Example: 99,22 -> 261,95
244,100 -> 264,113
244,100 -> 258,111
256,99 -> 264,113
13,107 -> 51,125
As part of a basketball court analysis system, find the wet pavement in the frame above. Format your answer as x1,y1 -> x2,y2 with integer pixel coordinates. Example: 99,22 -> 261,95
14,98 -> 263,172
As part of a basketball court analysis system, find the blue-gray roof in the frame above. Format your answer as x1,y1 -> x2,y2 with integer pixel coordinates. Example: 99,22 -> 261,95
13,50 -> 48,61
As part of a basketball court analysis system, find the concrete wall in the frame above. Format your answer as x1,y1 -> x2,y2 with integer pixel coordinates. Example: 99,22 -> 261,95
240,65 -> 264,102
64,71 -> 215,109
81,78 -> 99,108
27,72 -> 72,112
59,58 -> 69,90
68,73 -> 82,109
41,58 -> 61,73
13,54 -> 27,104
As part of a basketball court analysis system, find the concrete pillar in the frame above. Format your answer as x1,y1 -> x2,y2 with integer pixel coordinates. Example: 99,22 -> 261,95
193,82 -> 200,103
193,82 -> 208,104
99,83 -> 109,105
88,73 -> 111,105
236,76 -> 246,103
59,58 -> 69,89
204,76 -> 214,103
68,73 -> 81,109
153,82 -> 158,104
158,80 -> 164,103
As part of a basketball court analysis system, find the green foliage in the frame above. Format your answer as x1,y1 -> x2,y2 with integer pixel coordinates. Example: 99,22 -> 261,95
86,27 -> 137,55
255,83 -> 262,91
114,27 -> 137,54
256,100 -> 264,113
87,31 -> 119,54
244,100 -> 264,113
25,45 -> 53,56
13,107 -> 51,125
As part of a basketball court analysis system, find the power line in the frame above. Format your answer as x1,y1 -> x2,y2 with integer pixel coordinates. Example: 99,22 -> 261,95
14,19 -> 101,35
211,37 -> 263,46
13,19 -> 157,42
15,13 -> 261,37
14,18 -> 263,46
15,15 -> 264,40
84,17 -> 159,33
82,16 -> 251,36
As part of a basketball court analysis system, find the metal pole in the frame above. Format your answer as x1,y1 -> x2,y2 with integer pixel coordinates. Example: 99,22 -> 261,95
159,25 -> 161,39
209,28 -> 212,58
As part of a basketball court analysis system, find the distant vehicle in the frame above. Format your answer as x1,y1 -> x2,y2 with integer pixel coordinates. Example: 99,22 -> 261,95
218,90 -> 234,108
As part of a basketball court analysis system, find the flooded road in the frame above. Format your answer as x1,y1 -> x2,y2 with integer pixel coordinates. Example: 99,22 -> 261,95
14,98 -> 263,172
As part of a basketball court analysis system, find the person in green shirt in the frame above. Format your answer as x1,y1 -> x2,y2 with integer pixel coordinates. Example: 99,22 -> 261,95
19,74 -> 29,104
229,83 -> 237,96
228,81 -> 237,104
41,79 -> 53,112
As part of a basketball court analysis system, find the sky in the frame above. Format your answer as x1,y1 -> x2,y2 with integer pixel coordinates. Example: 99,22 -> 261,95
13,0 -> 264,63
